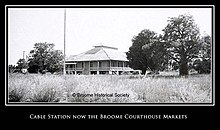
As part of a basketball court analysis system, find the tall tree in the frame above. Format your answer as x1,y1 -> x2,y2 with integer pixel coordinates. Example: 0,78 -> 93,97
28,42 -> 63,73
200,35 -> 211,60
126,29 -> 167,74
193,35 -> 211,74
162,14 -> 201,76
142,37 -> 169,72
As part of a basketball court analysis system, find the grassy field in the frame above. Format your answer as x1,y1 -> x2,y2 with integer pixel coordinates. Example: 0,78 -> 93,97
8,72 -> 212,103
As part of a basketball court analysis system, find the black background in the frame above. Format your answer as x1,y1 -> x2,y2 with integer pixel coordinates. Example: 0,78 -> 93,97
2,0 -> 217,128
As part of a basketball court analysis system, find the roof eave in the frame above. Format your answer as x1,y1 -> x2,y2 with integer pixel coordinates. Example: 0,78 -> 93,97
66,59 -> 129,62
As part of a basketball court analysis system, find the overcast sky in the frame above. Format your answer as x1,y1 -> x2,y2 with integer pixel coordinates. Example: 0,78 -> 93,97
8,7 -> 212,65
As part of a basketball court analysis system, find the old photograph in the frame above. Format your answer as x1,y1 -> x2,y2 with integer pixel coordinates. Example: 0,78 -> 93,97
6,6 -> 214,105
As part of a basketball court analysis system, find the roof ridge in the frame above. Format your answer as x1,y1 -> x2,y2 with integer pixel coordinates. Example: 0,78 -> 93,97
94,44 -> 118,50
100,47 -> 111,60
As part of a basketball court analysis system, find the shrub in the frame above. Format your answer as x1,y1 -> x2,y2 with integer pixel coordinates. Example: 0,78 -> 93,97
9,88 -> 26,102
193,59 -> 211,74
31,88 -> 57,102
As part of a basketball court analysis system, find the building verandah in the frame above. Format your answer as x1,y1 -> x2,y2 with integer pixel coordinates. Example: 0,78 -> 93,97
65,60 -> 132,75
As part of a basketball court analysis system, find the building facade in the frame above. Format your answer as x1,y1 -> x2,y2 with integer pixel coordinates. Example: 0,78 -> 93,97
65,45 -> 134,75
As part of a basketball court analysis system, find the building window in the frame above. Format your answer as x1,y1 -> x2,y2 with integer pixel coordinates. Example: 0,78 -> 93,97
99,61 -> 102,67
90,62 -> 94,67
76,62 -> 83,68
111,61 -> 117,67
125,62 -> 129,67
118,61 -> 123,67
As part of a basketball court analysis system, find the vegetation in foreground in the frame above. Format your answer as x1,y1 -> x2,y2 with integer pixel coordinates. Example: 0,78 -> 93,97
8,73 -> 212,103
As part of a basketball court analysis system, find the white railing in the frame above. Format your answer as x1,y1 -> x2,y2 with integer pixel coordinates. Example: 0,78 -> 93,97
66,68 -> 83,71
67,67 -> 133,71
90,67 -> 110,71
90,67 -> 132,71
110,67 -> 133,71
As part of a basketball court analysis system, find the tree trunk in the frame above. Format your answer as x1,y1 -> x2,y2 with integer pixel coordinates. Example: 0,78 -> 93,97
178,45 -> 189,76
179,58 -> 188,76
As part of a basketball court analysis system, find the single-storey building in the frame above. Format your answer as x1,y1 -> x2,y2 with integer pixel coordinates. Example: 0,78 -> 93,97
65,45 -> 134,75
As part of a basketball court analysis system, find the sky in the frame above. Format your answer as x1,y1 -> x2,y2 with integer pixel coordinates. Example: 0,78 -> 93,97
8,7 -> 212,65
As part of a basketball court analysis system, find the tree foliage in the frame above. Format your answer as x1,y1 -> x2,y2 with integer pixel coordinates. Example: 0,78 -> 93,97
193,35 -> 211,74
16,58 -> 28,70
126,29 -> 168,74
27,42 -> 63,73
142,38 -> 169,71
127,14 -> 211,76
162,14 -> 201,75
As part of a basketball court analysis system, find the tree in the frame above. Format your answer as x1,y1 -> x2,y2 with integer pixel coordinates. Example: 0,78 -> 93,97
162,14 -> 201,76
16,58 -> 28,71
27,42 -> 63,73
126,29 -> 167,74
200,35 -> 211,60
46,50 -> 63,73
8,65 -> 16,73
142,36 -> 169,71
193,35 -> 211,74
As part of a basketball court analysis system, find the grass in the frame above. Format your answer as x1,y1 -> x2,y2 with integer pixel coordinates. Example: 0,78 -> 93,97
7,72 -> 212,103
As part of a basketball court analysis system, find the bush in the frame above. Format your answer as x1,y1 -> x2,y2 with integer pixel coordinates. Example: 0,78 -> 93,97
193,59 -> 211,74
9,88 -> 26,102
31,88 -> 57,102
